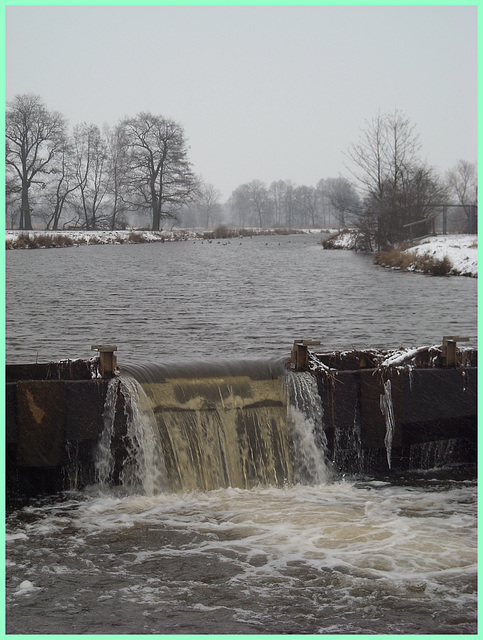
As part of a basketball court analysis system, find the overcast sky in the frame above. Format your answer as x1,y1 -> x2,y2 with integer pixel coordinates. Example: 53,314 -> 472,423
5,4 -> 477,200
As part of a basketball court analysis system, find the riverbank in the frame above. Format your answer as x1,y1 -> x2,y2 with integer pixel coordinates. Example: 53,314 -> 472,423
4,226 -> 325,250
323,229 -> 477,277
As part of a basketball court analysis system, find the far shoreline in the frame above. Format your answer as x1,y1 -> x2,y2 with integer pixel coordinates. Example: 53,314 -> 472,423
5,226 -> 328,250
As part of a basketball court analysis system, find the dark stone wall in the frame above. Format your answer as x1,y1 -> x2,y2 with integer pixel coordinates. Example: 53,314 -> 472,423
6,377 -> 109,501
316,366 -> 477,476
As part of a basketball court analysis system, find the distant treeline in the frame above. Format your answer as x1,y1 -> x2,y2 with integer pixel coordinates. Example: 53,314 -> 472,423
6,95 -> 476,247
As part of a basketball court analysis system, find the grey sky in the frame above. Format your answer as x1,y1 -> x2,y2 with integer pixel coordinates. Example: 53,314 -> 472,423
5,4 -> 477,200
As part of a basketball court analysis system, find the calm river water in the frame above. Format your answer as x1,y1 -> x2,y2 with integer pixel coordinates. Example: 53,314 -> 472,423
5,233 -> 478,634
5,232 -> 477,364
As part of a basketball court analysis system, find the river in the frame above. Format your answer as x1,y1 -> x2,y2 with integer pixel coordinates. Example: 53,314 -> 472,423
5,233 -> 477,634
5,232 -> 477,364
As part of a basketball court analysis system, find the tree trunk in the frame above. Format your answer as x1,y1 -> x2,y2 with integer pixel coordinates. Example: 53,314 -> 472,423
21,183 -> 32,230
152,205 -> 161,231
50,203 -> 61,230
110,192 -> 118,230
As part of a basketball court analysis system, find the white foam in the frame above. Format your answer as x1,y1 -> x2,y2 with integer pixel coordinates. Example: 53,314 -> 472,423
6,532 -> 28,542
6,481 -> 476,633
14,580 -> 39,596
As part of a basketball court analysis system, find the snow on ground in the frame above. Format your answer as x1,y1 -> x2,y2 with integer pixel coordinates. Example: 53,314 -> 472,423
4,227 -> 327,249
324,228 -> 477,277
405,234 -> 477,277
324,228 -> 360,249
4,228 -> 198,246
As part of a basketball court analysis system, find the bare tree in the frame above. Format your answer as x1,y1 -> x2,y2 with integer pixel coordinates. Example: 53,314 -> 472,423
347,111 -> 395,246
347,109 -> 443,247
321,177 -> 360,228
446,160 -> 477,231
292,185 -> 318,228
316,179 -> 335,228
6,94 -> 66,229
104,124 -> 130,230
120,113 -> 198,231
280,180 -> 296,227
70,123 -> 109,229
197,182 -> 222,228
232,180 -> 321,229
247,180 -> 271,227
269,180 -> 287,227
44,134 -> 80,229
347,112 -> 387,201
229,183 -> 251,226
229,180 -> 271,227
268,179 -> 299,227
446,160 -> 477,205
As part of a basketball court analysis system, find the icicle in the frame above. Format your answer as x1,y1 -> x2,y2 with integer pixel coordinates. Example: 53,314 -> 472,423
379,379 -> 395,469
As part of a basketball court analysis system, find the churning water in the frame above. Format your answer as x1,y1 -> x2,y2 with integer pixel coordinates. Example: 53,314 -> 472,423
5,479 -> 477,634
5,233 -> 478,633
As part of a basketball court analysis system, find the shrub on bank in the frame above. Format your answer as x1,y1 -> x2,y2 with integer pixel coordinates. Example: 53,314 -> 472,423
374,247 -> 416,271
128,231 -> 150,243
375,247 -> 452,276
322,229 -> 372,251
199,226 -> 302,240
6,232 -> 76,249
417,254 -> 452,276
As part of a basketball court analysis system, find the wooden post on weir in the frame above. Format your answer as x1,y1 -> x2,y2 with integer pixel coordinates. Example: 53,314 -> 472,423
291,340 -> 321,371
91,345 -> 118,378
441,336 -> 469,367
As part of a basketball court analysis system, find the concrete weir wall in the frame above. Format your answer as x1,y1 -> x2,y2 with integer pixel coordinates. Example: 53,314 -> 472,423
6,360 -> 110,499
5,346 -> 477,500
308,345 -> 477,475
316,366 -> 477,475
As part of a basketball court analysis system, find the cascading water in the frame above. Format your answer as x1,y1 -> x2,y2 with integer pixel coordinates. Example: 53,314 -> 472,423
95,376 -> 167,495
285,371 -> 331,484
95,377 -> 119,486
95,363 -> 333,494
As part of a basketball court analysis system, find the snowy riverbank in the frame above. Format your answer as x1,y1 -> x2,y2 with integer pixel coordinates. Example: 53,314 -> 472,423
4,227 -> 325,250
401,234 -> 477,277
324,229 -> 477,277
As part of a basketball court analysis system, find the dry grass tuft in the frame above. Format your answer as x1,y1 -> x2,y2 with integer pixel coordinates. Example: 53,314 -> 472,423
375,247 -> 452,276
128,231 -> 150,243
6,232 -> 77,249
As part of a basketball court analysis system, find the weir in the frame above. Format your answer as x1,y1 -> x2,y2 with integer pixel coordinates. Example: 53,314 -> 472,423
120,360 -> 294,491
5,343 -> 477,500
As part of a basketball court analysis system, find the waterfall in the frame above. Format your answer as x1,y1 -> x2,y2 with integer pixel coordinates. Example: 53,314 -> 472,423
285,371 -> 331,485
138,370 -> 294,491
95,378 -> 118,486
95,376 -> 167,495
94,362 -> 332,493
